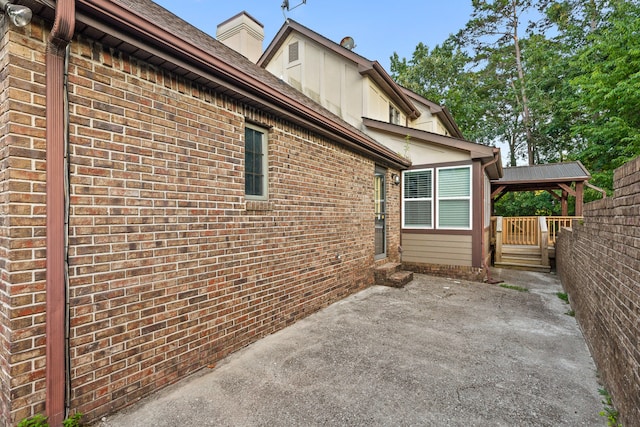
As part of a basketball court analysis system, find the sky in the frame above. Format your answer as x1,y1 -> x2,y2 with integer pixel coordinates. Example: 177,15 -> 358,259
153,0 -> 474,73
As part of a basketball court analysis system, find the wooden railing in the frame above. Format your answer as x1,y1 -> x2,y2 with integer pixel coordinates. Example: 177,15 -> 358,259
502,216 -> 540,245
492,216 -> 583,267
492,216 -> 583,247
546,216 -> 582,246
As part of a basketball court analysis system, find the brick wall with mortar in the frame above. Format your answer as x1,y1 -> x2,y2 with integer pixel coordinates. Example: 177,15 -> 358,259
0,20 -> 402,425
556,155 -> 640,426
0,20 -> 49,426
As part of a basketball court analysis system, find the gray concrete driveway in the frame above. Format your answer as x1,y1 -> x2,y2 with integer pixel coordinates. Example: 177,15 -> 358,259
98,269 -> 604,426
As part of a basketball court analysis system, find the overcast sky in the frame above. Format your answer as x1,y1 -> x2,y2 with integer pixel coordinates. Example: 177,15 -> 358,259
153,0 -> 474,72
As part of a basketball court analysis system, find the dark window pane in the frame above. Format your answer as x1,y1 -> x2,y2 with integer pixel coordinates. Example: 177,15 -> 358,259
245,127 -> 264,196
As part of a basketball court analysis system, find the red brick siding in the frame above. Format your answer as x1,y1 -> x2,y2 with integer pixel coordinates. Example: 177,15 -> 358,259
556,155 -> 640,426
0,22 -> 49,425
0,21 -> 402,424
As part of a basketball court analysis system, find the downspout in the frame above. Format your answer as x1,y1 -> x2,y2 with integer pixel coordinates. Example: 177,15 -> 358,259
46,0 -> 75,425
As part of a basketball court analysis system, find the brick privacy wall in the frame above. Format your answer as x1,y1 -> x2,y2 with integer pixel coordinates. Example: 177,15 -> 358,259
0,28 -> 11,427
0,21 -> 49,426
556,155 -> 640,426
0,20 -> 403,425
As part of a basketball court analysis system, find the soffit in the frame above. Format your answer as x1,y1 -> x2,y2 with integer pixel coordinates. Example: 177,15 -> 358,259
27,0 -> 410,169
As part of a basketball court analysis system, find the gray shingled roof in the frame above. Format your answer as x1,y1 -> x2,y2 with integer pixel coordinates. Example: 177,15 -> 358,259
495,162 -> 590,184
54,0 -> 409,168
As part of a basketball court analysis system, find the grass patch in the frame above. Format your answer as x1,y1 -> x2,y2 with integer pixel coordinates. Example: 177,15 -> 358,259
565,309 -> 575,317
499,284 -> 529,292
557,292 -> 569,303
17,412 -> 82,427
599,388 -> 622,426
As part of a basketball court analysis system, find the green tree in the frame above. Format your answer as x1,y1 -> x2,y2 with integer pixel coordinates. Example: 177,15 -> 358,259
456,0 -> 539,165
569,0 -> 640,191
390,39 -> 491,144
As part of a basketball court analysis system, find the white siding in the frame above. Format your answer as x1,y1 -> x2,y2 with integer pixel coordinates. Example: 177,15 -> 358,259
366,129 -> 469,164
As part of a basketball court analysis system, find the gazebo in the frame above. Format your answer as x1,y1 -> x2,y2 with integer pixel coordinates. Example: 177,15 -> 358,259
490,161 -> 597,216
489,161 -> 605,271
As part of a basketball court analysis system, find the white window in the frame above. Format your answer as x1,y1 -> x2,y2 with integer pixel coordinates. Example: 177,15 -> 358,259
402,169 -> 433,228
403,165 -> 472,230
245,124 -> 268,200
437,166 -> 471,229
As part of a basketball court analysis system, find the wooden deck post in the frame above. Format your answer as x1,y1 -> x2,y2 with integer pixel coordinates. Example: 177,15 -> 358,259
575,182 -> 584,216
495,216 -> 503,263
561,190 -> 568,216
539,217 -> 549,267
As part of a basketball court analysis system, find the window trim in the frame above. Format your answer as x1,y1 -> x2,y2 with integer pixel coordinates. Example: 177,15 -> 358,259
244,123 -> 268,201
402,168 -> 434,229
436,165 -> 472,230
402,165 -> 473,231
287,40 -> 301,65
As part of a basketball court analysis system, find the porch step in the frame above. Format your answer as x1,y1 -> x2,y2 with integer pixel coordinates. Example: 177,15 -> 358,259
494,261 -> 551,273
375,262 -> 414,288
501,255 -> 544,266
496,244 -> 549,272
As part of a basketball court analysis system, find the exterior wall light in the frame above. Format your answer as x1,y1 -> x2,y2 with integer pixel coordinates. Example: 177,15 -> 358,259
0,0 -> 32,27
392,174 -> 400,186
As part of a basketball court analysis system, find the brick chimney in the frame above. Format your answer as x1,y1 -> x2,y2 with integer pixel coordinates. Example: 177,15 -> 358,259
216,11 -> 264,63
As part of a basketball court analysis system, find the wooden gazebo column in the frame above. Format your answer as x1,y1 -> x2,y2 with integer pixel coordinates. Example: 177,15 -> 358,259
575,181 -> 584,216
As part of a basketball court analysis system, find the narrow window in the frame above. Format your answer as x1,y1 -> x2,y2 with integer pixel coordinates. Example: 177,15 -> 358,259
288,41 -> 299,63
437,166 -> 471,229
389,105 -> 400,125
402,169 -> 433,228
245,125 -> 268,199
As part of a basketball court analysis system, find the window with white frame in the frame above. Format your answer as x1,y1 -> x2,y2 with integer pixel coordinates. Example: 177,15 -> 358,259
437,166 -> 471,229
403,165 -> 472,230
245,124 -> 268,199
402,169 -> 433,228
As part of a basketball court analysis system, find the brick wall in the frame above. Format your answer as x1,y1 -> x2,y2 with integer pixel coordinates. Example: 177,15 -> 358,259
0,21 -> 49,426
556,155 -> 640,426
0,20 -> 402,425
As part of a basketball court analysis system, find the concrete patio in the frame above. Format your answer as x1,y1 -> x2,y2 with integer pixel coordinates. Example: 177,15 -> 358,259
96,269 -> 604,426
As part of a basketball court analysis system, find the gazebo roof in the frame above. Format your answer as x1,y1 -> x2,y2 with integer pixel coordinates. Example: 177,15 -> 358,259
494,161 -> 591,185
490,161 -> 593,216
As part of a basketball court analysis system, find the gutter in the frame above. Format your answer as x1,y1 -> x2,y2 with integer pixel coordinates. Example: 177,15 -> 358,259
45,0 -> 75,424
359,62 -> 420,120
75,0 -> 408,169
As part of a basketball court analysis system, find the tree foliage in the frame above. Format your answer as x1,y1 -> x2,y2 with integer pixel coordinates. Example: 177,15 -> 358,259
390,0 -> 640,194
570,0 -> 640,190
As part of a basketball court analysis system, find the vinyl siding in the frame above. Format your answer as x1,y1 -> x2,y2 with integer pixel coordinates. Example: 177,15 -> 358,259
401,233 -> 472,266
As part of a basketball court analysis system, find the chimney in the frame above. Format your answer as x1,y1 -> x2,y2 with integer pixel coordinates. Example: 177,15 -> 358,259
216,11 -> 264,63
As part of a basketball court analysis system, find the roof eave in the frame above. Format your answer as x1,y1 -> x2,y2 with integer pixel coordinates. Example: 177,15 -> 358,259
363,62 -> 420,120
67,1 -> 409,169
363,117 -> 496,161
261,20 -> 420,120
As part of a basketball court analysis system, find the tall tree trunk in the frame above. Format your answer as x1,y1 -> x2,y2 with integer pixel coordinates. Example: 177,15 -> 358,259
511,3 -> 535,165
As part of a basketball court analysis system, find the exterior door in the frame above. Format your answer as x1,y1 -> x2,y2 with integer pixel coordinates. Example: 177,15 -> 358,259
374,167 -> 386,259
